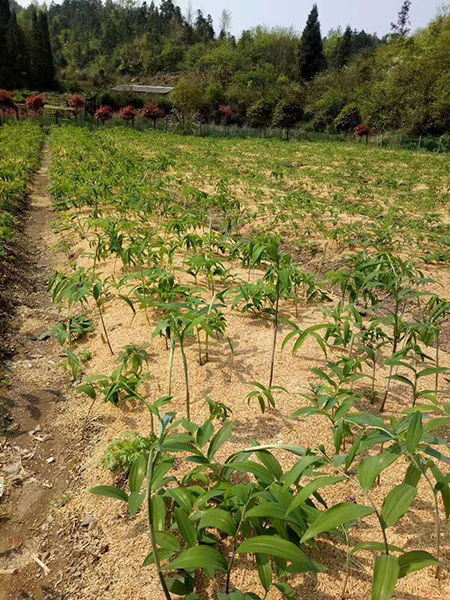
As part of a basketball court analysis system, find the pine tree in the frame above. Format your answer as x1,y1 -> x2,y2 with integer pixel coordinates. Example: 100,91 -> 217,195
391,1 -> 412,37
7,11 -> 29,88
335,25 -> 353,68
0,0 -> 11,86
30,7 -> 56,90
195,9 -> 215,42
299,4 -> 326,81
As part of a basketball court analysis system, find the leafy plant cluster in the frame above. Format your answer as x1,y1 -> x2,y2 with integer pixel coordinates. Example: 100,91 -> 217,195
46,124 -> 450,599
0,120 -> 44,258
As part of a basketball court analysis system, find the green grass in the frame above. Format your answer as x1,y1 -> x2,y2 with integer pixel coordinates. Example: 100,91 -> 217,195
0,121 -> 44,257
50,125 -> 450,267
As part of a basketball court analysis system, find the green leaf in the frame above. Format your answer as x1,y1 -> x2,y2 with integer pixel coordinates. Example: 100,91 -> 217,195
381,484 -> 417,528
430,464 -> 450,520
357,456 -> 381,491
155,531 -> 180,552
286,477 -> 344,515
198,508 -> 236,536
255,449 -> 283,481
77,383 -> 96,399
398,551 -> 440,578
208,422 -> 233,460
423,417 -> 450,432
403,463 -> 422,487
274,582 -> 296,600
236,536 -> 325,572
175,507 -> 197,547
371,554 -> 399,600
162,545 -> 228,577
165,488 -> 193,513
143,548 -> 175,566
128,491 -> 145,515
301,502 -> 375,543
152,494 -> 166,531
387,374 -> 414,388
351,542 -> 403,555
225,461 -> 275,484
89,485 -> 128,502
281,455 -> 324,488
129,455 -> 146,493
406,412 -> 423,454
256,554 -> 272,591
416,366 -> 448,379
197,420 -> 214,447
119,293 -> 135,314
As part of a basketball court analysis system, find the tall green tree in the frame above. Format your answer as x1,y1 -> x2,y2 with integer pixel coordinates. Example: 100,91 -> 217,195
335,25 -> 353,68
0,0 -> 11,86
7,11 -> 28,88
299,4 -> 326,81
30,7 -> 56,90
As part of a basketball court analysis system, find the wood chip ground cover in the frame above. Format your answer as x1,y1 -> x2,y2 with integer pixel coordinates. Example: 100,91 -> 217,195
1,124 -> 449,599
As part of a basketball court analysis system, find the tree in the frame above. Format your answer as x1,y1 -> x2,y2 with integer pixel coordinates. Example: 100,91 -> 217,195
247,100 -> 274,130
299,4 -> 326,81
391,1 -> 412,37
335,25 -> 353,68
333,103 -> 361,133
195,9 -> 214,42
272,99 -> 303,139
6,11 -> 28,88
30,7 -> 56,90
0,0 -> 11,86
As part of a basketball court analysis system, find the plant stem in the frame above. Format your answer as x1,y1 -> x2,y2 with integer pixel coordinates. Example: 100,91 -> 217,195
167,339 -> 175,395
146,450 -> 173,600
180,338 -> 190,420
435,333 -> 440,393
96,302 -> 114,355
269,274 -> 280,388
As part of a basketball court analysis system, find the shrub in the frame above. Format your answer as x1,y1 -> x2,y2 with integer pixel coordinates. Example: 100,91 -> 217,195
0,90 -> 15,110
67,94 -> 86,111
272,100 -> 303,138
119,105 -> 137,122
217,105 -> 235,126
247,100 -> 274,129
94,105 -> 113,122
103,433 -> 153,474
142,104 -> 165,127
26,94 -> 45,113
354,124 -> 371,137
334,103 -> 361,133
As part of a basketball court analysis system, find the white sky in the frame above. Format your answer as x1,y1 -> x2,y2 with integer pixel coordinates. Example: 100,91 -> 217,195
16,1 -> 443,37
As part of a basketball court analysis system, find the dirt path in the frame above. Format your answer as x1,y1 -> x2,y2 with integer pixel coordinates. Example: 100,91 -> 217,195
0,142 -> 73,599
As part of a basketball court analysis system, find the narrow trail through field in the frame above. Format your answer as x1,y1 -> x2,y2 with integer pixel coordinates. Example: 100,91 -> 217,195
0,142 -> 73,599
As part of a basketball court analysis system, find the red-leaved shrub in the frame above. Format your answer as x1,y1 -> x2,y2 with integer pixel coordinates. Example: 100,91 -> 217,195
142,104 -> 165,122
0,90 -> 15,109
26,94 -> 45,113
120,105 -> 137,121
218,105 -> 234,124
94,105 -> 113,122
68,94 -> 86,111
354,124 -> 370,137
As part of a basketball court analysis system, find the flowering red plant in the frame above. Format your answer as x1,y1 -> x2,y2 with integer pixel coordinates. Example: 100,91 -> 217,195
142,104 -> 165,121
119,105 -> 137,121
0,90 -> 15,109
354,124 -> 370,137
218,105 -> 233,119
26,94 -> 45,113
68,94 -> 86,111
94,105 -> 113,122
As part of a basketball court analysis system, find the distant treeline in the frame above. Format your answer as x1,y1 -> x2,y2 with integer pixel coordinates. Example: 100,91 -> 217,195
1,0 -> 449,135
